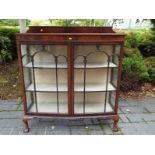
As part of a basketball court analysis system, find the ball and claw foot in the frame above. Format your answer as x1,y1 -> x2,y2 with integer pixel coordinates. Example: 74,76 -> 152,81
113,125 -> 119,132
23,127 -> 29,133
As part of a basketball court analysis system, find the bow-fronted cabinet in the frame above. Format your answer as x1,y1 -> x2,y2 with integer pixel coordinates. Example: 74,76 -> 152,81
16,26 -> 125,133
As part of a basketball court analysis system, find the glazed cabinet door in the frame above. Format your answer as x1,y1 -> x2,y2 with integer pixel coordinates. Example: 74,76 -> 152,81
20,44 -> 69,115
73,44 -> 121,115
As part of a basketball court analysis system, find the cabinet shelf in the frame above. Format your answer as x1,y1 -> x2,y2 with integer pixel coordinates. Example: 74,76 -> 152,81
28,102 -> 68,113
26,84 -> 68,92
24,62 -> 67,69
23,62 -> 117,69
28,101 -> 113,113
74,102 -> 113,113
75,83 -> 116,92
26,83 -> 115,92
74,62 -> 117,68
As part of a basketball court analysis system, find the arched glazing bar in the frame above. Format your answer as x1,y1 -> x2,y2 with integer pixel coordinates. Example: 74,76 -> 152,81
22,47 -> 68,114
54,55 -> 67,113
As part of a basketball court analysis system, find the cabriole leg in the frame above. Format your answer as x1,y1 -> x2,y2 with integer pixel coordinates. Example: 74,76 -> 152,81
22,116 -> 30,133
112,115 -> 119,132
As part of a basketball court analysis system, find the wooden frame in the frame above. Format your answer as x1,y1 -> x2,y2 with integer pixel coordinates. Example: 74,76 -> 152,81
16,26 -> 125,133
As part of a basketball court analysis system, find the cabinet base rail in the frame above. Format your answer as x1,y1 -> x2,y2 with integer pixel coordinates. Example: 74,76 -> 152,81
22,114 -> 119,133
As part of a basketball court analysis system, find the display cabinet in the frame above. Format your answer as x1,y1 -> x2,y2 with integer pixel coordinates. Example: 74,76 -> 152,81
16,26 -> 125,133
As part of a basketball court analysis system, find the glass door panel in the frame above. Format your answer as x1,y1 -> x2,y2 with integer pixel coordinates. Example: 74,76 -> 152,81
21,44 -> 68,114
74,44 -> 120,114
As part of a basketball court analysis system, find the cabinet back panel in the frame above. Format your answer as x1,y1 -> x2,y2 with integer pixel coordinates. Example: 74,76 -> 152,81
29,45 -> 67,63
74,69 -> 111,84
74,45 -> 113,64
75,92 -> 105,103
32,69 -> 68,84
36,92 -> 68,103
26,92 -> 68,113
74,92 -> 114,113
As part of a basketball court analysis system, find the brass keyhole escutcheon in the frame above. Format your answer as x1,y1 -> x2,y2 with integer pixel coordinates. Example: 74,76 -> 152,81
68,37 -> 72,40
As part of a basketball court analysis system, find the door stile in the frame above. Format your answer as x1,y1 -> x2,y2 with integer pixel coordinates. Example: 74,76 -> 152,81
67,42 -> 74,115
71,43 -> 75,115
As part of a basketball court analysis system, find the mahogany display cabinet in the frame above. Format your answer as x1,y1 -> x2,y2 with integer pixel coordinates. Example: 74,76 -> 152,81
16,26 -> 125,133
